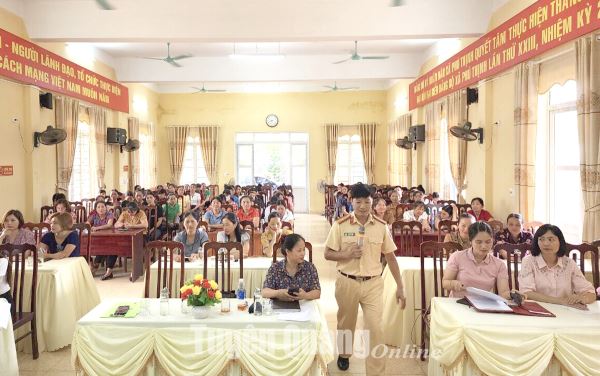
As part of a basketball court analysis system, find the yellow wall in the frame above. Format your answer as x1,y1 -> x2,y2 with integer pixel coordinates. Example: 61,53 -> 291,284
157,91 -> 388,213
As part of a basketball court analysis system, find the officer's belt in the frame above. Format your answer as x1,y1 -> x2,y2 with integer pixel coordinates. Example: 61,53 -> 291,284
338,271 -> 378,282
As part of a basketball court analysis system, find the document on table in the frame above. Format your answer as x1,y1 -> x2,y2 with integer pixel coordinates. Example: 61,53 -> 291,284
276,301 -> 314,322
465,287 -> 513,313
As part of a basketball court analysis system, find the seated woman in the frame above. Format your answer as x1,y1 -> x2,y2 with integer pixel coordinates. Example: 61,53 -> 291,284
203,196 -> 227,230
494,213 -> 533,259
216,212 -> 250,259
0,210 -> 36,246
261,212 -> 292,257
45,198 -> 77,224
434,203 -> 459,231
467,197 -> 494,222
108,202 -> 148,280
384,191 -> 401,225
262,234 -> 321,301
173,212 -> 209,262
88,201 -> 115,279
162,193 -> 181,233
372,197 -> 387,222
403,201 -> 431,232
236,195 -> 260,229
443,213 -> 475,249
275,201 -> 295,230
442,221 -> 510,299
518,224 -> 596,306
40,213 -> 80,259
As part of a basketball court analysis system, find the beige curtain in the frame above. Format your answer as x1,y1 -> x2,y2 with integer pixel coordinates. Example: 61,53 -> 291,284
446,90 -> 468,203
88,106 -> 107,189
425,102 -> 441,193
148,122 -> 158,187
128,117 -> 140,190
576,35 -> 600,243
55,97 -> 80,195
168,127 -> 189,184
325,124 -> 339,184
514,63 -> 540,222
198,126 -> 219,185
358,123 -> 377,184
388,114 -> 412,186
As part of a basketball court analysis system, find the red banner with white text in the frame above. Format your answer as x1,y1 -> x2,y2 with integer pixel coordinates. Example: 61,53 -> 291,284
409,0 -> 600,110
0,28 -> 129,113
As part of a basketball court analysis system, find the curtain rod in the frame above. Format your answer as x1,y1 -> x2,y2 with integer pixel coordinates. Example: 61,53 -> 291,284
166,125 -> 220,128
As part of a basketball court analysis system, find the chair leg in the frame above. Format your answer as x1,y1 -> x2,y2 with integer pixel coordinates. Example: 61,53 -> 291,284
123,257 -> 128,272
31,315 -> 39,359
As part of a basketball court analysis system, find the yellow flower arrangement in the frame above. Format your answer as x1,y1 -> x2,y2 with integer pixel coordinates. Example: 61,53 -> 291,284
180,276 -> 221,307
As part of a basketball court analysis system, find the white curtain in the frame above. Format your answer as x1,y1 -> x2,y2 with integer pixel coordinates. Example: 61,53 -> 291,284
388,114 -> 412,186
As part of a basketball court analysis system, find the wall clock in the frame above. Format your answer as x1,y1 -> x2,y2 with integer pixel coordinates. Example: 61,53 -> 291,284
266,114 -> 279,127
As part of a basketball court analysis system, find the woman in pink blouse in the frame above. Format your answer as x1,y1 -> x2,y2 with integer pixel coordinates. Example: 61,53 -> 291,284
442,221 -> 510,299
518,224 -> 596,306
0,210 -> 36,246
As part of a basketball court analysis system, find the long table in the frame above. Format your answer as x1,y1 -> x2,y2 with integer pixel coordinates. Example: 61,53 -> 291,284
428,297 -> 600,375
0,298 -> 18,376
72,298 -> 334,376
146,257 -> 273,298
17,257 -> 100,353
85,228 -> 145,281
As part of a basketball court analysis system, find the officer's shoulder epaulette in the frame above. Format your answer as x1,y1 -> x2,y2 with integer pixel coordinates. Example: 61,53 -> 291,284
373,216 -> 387,225
336,215 -> 351,224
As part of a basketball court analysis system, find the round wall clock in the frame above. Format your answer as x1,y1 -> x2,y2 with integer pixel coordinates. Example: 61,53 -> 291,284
266,114 -> 279,127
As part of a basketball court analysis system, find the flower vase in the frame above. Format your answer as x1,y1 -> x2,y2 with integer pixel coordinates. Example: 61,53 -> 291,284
191,305 -> 209,319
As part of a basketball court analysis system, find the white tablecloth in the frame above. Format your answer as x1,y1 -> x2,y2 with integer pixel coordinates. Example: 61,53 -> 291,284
428,297 -> 600,376
71,298 -> 334,376
0,298 -> 18,376
16,257 -> 100,353
146,257 -> 272,298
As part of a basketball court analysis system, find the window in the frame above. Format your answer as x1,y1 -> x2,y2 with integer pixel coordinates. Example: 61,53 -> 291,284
334,135 -> 367,185
68,121 -> 97,201
439,118 -> 458,200
139,123 -> 156,188
534,80 -> 583,243
180,135 -> 209,185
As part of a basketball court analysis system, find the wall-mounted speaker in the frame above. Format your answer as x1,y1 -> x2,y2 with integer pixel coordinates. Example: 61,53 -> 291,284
408,124 -> 425,143
467,87 -> 479,105
107,127 -> 127,145
39,93 -> 53,109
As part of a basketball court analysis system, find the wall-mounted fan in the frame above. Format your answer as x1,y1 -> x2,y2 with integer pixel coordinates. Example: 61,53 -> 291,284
192,84 -> 226,93
95,0 -> 114,10
450,121 -> 484,143
34,126 -> 67,147
395,136 -> 414,150
141,43 -> 192,68
323,81 -> 359,91
121,139 -> 140,152
333,41 -> 389,64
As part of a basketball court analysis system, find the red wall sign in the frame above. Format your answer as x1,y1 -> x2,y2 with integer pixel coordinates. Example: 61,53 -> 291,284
0,28 -> 129,113
0,166 -> 14,176
410,0 -> 600,110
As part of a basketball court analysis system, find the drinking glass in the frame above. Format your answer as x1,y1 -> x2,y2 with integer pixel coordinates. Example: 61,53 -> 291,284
220,299 -> 231,313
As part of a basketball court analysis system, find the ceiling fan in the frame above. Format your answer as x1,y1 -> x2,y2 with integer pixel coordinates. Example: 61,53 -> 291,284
141,43 -> 192,68
395,136 -> 414,150
95,0 -> 115,10
390,0 -> 407,6
333,41 -> 389,64
323,81 -> 359,92
191,84 -> 226,93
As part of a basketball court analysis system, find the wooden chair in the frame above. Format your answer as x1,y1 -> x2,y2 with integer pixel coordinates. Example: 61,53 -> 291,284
0,243 -> 39,359
144,241 -> 185,298
523,221 -> 543,235
142,206 -> 159,241
202,241 -> 243,298
239,221 -> 255,256
391,220 -> 423,257
72,223 -> 92,263
492,242 -> 531,290
419,241 -> 462,360
272,240 -> 312,264
73,205 -> 87,224
40,206 -> 54,222
567,242 -> 600,289
437,220 -> 458,242
23,222 -> 50,244
282,221 -> 294,232
197,221 -> 210,232
488,219 -> 504,236
222,204 -> 234,213
81,199 -> 95,216
454,204 -> 471,215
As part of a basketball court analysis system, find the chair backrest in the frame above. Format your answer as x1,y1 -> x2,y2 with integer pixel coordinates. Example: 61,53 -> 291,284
239,221 -> 255,255
109,206 -> 123,221
73,205 -> 87,224
492,242 -> 531,290
420,241 -> 462,299
272,240 -> 312,264
455,204 -> 471,215
208,185 -> 219,198
282,221 -> 293,231
391,220 -> 423,257
0,243 -> 38,320
437,220 -> 458,242
202,241 -> 243,295
488,219 -> 504,236
222,204 -> 233,212
71,223 -> 92,262
23,222 -> 50,244
144,241 -> 185,298
40,206 -> 54,222
81,199 -> 95,215
567,242 -> 599,289
142,206 -> 158,240
523,221 -> 543,235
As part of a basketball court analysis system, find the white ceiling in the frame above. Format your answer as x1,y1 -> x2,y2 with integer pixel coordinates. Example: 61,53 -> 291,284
0,0 -> 505,93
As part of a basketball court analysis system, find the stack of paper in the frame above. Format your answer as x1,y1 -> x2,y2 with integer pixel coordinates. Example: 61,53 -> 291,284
465,287 -> 513,313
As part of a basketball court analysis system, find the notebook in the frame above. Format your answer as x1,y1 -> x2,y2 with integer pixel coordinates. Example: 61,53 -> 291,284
272,299 -> 301,312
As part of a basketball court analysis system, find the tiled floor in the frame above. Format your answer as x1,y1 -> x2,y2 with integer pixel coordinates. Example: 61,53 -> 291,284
17,214 -> 429,375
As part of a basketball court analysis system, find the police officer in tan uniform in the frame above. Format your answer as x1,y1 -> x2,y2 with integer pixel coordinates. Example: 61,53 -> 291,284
325,183 -> 406,374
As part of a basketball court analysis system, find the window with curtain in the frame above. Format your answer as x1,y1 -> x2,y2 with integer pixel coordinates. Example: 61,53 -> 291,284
334,134 -> 367,184
439,118 -> 458,200
139,123 -> 156,188
180,135 -> 209,185
534,80 -> 583,243
68,121 -> 98,201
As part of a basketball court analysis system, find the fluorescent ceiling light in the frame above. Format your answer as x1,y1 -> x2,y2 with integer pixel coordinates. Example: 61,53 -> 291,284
229,54 -> 285,61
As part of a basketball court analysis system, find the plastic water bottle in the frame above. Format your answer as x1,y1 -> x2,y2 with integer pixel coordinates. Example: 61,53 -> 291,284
160,287 -> 169,316
236,278 -> 246,300
253,287 -> 263,316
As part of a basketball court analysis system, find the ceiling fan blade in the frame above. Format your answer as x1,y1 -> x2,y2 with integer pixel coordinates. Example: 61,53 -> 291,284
171,54 -> 193,61
191,87 -> 204,91
206,89 -> 226,92
332,58 -> 351,64
322,85 -> 335,89
360,56 -> 390,60
140,57 -> 166,61
340,87 -> 360,90
390,0 -> 406,6
168,60 -> 182,68
95,0 -> 114,10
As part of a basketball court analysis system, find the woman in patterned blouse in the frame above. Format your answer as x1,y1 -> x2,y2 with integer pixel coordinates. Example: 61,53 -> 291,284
262,234 -> 321,301
494,213 -> 533,259
443,213 -> 475,250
